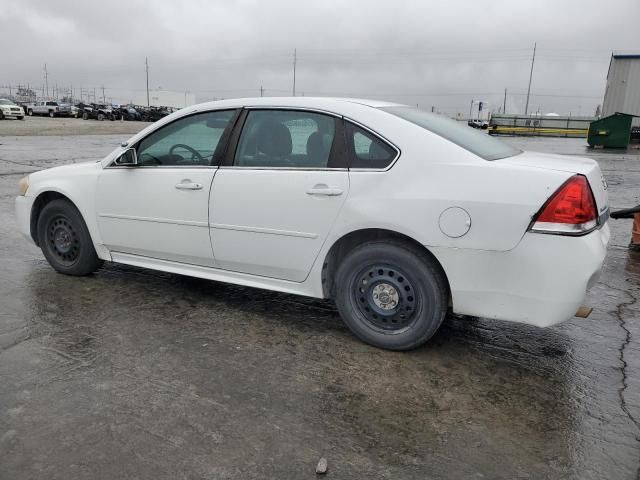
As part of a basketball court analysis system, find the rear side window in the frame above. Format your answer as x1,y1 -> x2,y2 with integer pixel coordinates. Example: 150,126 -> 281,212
235,110 -> 336,168
346,122 -> 397,169
380,106 -> 520,161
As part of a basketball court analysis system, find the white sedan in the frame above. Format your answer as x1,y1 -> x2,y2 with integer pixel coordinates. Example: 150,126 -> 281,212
15,97 -> 610,350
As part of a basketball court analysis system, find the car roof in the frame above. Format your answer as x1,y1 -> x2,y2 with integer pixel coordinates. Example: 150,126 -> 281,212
193,96 -> 405,112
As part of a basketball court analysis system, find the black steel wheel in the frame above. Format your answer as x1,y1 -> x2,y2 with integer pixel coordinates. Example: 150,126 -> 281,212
37,199 -> 103,276
351,264 -> 419,332
46,215 -> 81,266
335,240 -> 449,351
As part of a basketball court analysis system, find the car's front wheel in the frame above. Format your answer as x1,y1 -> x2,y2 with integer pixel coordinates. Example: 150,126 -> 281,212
335,241 -> 448,351
37,199 -> 103,276
48,110 -> 55,118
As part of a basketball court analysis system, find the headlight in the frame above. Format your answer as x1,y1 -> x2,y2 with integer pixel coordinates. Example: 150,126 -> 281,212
18,176 -> 30,196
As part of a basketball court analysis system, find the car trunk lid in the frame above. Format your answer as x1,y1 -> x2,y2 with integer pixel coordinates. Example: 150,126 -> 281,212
499,151 -> 609,219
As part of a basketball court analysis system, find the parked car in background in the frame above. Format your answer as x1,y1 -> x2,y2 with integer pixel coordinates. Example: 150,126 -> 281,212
78,103 -> 116,121
26,101 -> 73,117
137,105 -> 174,122
115,105 -> 142,121
0,98 -> 25,120
14,97 -> 610,351
467,119 -> 488,129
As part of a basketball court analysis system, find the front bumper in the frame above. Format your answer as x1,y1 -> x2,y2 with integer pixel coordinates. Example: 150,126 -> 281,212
15,195 -> 35,243
1,108 -> 24,117
431,224 -> 610,327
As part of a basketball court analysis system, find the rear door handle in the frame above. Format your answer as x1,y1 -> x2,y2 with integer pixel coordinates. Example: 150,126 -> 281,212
306,184 -> 343,196
175,181 -> 203,190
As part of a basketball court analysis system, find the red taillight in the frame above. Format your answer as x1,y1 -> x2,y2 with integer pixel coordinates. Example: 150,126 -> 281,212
530,175 -> 598,235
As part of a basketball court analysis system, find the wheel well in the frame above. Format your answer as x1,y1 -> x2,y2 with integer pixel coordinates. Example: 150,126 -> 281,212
30,191 -> 71,246
321,228 -> 451,300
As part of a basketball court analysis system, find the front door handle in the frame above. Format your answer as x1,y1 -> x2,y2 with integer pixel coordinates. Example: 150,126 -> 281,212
175,181 -> 203,190
306,184 -> 343,196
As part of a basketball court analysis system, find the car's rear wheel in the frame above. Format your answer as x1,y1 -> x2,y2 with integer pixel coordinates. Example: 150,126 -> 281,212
335,241 -> 448,351
27,109 -> 33,116
97,113 -> 105,121
82,112 -> 88,120
37,199 -> 103,276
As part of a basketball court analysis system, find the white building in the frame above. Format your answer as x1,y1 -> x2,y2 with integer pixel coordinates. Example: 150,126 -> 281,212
602,52 -> 640,125
130,90 -> 196,108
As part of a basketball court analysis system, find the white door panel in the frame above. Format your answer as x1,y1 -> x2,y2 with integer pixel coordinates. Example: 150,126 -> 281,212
210,169 -> 348,281
96,168 -> 216,266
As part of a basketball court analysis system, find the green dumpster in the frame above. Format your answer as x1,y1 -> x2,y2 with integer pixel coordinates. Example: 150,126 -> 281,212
587,112 -> 635,148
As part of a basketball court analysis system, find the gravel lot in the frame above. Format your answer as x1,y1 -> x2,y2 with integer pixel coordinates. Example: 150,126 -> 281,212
0,115 -> 151,136
1,123 -> 639,479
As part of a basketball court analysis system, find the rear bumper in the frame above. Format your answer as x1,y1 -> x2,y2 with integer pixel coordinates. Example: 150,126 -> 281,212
15,195 -> 35,243
431,223 -> 610,327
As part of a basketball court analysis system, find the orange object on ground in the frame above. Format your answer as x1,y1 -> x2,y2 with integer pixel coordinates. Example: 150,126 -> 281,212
633,213 -> 640,247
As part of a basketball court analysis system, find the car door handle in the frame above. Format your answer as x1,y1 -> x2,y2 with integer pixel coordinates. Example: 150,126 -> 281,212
306,185 -> 343,196
175,181 -> 203,190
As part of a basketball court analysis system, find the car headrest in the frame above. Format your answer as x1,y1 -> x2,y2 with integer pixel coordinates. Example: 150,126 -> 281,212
255,121 -> 292,157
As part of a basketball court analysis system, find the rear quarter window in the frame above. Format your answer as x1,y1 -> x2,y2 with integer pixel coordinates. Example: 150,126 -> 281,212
346,122 -> 398,169
381,106 -> 520,161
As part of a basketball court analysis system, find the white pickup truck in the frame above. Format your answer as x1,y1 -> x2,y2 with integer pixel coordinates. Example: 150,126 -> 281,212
26,101 -> 74,118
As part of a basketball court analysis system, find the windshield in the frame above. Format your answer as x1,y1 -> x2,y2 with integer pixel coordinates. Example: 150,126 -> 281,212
0,99 -> 15,105
381,106 -> 521,160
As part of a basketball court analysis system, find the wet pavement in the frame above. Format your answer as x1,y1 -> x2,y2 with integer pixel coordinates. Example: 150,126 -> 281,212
1,134 -> 639,479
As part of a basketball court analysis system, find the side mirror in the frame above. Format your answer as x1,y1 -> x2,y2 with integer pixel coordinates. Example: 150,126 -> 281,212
114,148 -> 138,166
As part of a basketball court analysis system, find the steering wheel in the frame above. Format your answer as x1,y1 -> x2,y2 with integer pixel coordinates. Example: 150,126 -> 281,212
169,144 -> 205,163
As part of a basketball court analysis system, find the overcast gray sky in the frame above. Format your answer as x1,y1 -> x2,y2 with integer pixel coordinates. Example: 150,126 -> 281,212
1,0 -> 639,116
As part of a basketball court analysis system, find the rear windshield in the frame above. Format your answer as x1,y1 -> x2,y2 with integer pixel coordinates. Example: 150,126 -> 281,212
380,106 -> 521,160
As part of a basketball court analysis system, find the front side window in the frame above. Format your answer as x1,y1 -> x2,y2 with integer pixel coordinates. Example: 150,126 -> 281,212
381,106 -> 520,161
235,110 -> 336,168
136,110 -> 235,166
346,122 -> 397,169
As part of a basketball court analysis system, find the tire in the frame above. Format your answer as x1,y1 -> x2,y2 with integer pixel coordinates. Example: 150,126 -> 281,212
98,113 -> 104,121
27,109 -> 33,116
17,116 -> 24,120
48,110 -> 55,118
334,240 -> 448,351
0,111 -> 4,120
37,199 -> 103,276
82,112 -> 88,120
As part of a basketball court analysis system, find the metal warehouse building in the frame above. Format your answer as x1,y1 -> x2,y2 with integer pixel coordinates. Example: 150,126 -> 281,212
602,52 -> 640,125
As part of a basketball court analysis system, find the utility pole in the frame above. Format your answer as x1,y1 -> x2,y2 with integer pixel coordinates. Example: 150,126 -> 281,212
503,88 -> 507,114
260,85 -> 264,97
145,57 -> 150,107
469,99 -> 474,120
292,48 -> 297,97
44,64 -> 49,98
524,42 -> 536,116
102,85 -> 105,103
